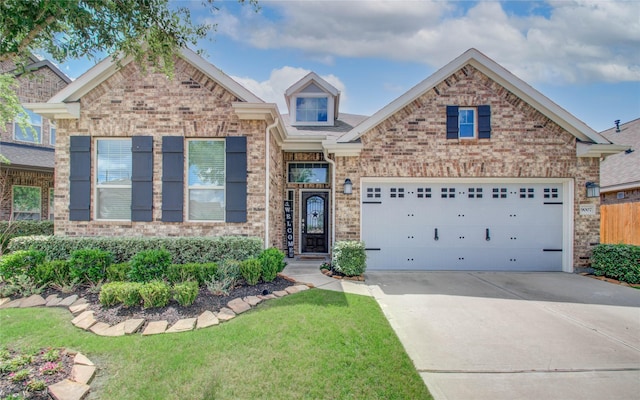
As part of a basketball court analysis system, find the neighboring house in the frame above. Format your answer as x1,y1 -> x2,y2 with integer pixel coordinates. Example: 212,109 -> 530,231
599,118 -> 640,245
27,48 -> 625,272
0,55 -> 71,221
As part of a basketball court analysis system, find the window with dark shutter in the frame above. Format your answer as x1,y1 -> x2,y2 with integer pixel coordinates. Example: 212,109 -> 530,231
446,105 -> 459,139
478,105 -> 491,139
162,136 -> 184,222
225,136 -> 247,223
131,136 -> 153,221
69,136 -> 91,221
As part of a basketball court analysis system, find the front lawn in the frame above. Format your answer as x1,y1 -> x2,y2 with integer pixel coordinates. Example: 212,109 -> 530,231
1,289 -> 432,399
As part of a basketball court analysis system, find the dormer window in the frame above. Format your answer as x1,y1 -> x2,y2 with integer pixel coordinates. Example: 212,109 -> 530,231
285,72 -> 340,127
296,97 -> 328,123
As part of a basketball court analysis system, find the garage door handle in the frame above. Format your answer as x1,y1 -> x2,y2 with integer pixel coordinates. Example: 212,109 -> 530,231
486,228 -> 491,241
434,228 -> 439,241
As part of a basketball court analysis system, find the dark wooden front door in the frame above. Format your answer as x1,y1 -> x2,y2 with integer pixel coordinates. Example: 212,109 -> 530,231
301,192 -> 328,253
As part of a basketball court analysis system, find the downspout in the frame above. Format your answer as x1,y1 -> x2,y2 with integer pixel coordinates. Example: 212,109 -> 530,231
264,119 -> 279,249
323,148 -> 336,253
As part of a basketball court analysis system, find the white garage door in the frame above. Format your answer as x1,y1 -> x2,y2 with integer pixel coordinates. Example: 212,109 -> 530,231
362,181 -> 565,271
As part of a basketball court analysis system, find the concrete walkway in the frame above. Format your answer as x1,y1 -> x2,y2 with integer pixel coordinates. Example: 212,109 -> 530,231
282,259 -> 372,297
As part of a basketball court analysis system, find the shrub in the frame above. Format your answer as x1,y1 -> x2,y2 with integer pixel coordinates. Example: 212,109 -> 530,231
166,263 -> 218,285
0,220 -> 54,253
217,259 -> 241,282
259,248 -> 286,282
9,235 -> 263,264
208,259 -> 241,295
240,258 -> 262,285
106,263 -> 131,282
0,249 -> 45,281
128,249 -> 171,282
69,249 -> 113,284
99,282 -> 124,307
139,281 -> 171,308
0,274 -> 44,297
591,244 -> 640,284
33,260 -> 70,286
173,281 -> 199,306
118,282 -> 143,307
332,241 -> 367,277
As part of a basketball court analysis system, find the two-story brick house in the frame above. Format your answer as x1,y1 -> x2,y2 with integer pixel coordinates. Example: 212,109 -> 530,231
28,48 -> 625,272
1,55 -> 71,221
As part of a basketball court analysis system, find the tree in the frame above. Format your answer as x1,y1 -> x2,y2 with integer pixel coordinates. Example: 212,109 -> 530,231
0,0 -> 258,128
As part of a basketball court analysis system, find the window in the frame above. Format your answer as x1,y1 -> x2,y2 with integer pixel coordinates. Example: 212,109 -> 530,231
288,163 -> 329,183
188,139 -> 225,221
50,122 -> 56,145
49,188 -> 54,220
96,139 -> 132,220
14,108 -> 42,143
12,186 -> 41,220
458,108 -> 476,138
295,97 -> 328,123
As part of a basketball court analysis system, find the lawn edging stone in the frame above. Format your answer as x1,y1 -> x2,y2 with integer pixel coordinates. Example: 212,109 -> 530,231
47,351 -> 95,400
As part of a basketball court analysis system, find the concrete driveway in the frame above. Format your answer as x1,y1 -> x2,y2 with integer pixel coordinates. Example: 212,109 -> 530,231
365,272 -> 640,400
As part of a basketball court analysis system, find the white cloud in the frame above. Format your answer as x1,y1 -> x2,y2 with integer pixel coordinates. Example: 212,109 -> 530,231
213,0 -> 640,85
232,66 -> 347,113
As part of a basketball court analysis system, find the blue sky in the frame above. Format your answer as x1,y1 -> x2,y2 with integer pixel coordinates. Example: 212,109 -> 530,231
52,0 -> 639,132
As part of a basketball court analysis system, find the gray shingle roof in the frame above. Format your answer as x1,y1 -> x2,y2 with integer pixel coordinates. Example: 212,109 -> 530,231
282,113 -> 368,140
0,142 -> 54,170
599,118 -> 640,191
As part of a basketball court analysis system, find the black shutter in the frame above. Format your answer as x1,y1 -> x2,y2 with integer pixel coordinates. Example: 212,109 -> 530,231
69,136 -> 91,221
446,105 -> 459,139
478,105 -> 491,139
131,136 -> 153,221
225,136 -> 247,223
162,136 -> 184,222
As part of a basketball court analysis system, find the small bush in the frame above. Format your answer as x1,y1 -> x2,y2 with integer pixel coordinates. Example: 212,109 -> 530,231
99,282 -> 124,307
591,244 -> 640,284
217,259 -> 241,282
139,281 -> 171,308
128,249 -> 171,283
259,248 -> 285,282
118,282 -> 143,307
0,274 -> 44,297
69,249 -> 113,284
106,263 -> 131,282
0,220 -> 54,253
0,249 -> 45,281
207,260 -> 241,295
240,258 -> 262,285
33,260 -> 70,286
166,263 -> 218,285
173,281 -> 199,306
332,241 -> 367,277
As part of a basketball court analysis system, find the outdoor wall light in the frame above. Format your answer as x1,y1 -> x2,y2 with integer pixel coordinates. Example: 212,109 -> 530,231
585,182 -> 600,198
343,178 -> 353,195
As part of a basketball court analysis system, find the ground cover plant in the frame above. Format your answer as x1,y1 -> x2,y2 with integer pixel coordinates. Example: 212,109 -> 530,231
0,290 -> 432,399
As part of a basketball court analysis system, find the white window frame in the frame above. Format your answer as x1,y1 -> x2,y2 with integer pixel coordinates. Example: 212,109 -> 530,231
94,138 -> 132,221
186,138 -> 226,222
290,93 -> 334,127
49,121 -> 56,145
13,108 -> 42,144
458,107 -> 477,139
12,185 -> 41,220
49,188 -> 54,220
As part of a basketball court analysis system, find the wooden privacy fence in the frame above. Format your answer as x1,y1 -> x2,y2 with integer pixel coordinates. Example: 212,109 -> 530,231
600,202 -> 640,245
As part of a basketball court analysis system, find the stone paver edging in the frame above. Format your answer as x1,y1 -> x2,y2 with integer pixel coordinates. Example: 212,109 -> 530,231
47,351 -> 96,400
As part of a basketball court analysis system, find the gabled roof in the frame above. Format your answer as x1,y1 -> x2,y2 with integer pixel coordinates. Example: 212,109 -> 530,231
284,72 -> 340,117
4,54 -> 71,85
336,48 -> 613,148
599,118 -> 640,191
27,47 -> 263,119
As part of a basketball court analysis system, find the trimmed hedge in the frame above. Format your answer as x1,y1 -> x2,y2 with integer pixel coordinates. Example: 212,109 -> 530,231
332,241 -> 367,277
8,236 -> 263,264
591,244 -> 640,284
0,221 -> 54,253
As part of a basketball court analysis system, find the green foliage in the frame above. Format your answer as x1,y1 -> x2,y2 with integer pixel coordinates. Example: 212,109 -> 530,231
217,259 -> 241,282
0,221 -> 53,253
10,368 -> 30,382
26,378 -> 47,391
128,249 -> 171,283
106,263 -> 131,282
166,262 -> 217,285
99,282 -> 124,307
0,249 -> 45,281
259,248 -> 285,282
139,281 -> 171,309
591,244 -> 640,284
207,259 -> 241,295
32,260 -> 69,286
9,235 -> 263,264
332,241 -> 367,277
68,248 -> 113,284
173,281 -> 199,307
240,258 -> 262,285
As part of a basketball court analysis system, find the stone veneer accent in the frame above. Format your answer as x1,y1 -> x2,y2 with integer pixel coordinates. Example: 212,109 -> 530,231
54,58 -> 269,238
332,64 -> 600,270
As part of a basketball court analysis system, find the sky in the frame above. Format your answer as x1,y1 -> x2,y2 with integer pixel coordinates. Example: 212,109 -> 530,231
51,0 -> 639,133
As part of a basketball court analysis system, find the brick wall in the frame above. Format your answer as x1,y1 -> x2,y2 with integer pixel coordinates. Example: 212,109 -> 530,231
601,188 -> 640,205
333,64 -> 600,270
54,58 -> 268,239
0,168 -> 54,220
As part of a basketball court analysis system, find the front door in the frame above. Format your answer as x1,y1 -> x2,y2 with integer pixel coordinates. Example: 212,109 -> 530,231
301,192 -> 328,253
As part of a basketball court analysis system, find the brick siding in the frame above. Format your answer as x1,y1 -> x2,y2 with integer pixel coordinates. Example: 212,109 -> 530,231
601,188 -> 640,205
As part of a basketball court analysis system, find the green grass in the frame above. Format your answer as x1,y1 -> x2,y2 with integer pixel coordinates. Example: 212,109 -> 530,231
1,289 -> 432,399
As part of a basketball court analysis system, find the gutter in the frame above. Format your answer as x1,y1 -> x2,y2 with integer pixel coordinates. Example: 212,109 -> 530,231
264,119 -> 279,249
323,148 -> 336,254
